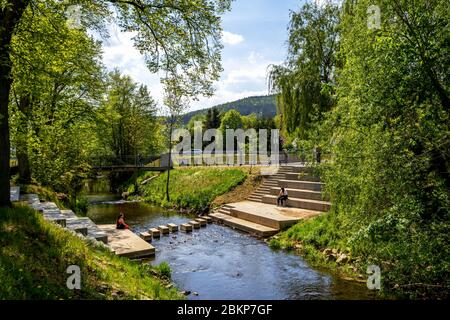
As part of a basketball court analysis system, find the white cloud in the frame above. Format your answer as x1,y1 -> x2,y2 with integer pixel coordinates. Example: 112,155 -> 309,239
222,31 -> 245,45
99,27 -> 277,113
190,51 -> 281,110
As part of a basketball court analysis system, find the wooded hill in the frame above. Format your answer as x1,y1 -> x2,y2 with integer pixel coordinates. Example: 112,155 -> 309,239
182,95 -> 277,123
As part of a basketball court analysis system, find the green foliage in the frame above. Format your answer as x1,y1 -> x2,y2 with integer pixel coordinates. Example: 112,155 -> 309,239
0,205 -> 181,299
276,0 -> 449,298
132,168 -> 247,213
155,262 -> 172,279
95,69 -> 164,159
220,109 -> 243,130
183,95 -> 277,124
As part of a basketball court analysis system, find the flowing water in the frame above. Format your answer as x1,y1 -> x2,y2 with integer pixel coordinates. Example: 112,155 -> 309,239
84,179 -> 377,300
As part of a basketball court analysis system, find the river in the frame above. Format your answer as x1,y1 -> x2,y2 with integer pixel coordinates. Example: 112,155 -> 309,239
84,180 -> 377,300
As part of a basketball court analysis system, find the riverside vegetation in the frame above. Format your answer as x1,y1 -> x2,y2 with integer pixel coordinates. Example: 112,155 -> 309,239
124,167 -> 251,214
268,0 -> 449,299
0,205 -> 181,300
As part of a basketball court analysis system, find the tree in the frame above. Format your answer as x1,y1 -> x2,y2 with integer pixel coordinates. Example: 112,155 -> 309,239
220,109 -> 243,131
96,70 -> 161,163
163,78 -> 189,202
0,0 -> 231,207
269,0 -> 340,139
319,0 -> 449,295
205,107 -> 221,129
9,2 -> 104,188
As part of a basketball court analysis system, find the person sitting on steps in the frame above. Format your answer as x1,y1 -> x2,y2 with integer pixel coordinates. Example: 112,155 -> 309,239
277,187 -> 288,207
116,213 -> 130,230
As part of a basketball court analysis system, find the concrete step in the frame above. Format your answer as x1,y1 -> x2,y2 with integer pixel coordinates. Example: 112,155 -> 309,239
285,172 -> 321,182
227,206 -> 299,230
277,179 -> 323,191
218,208 -> 231,215
10,187 -> 20,202
65,218 -> 89,236
263,181 -> 279,186
209,212 -> 278,237
289,166 -> 314,173
252,192 -> 270,197
262,195 -> 331,212
20,193 -> 40,204
269,187 -> 326,201
72,217 -> 108,243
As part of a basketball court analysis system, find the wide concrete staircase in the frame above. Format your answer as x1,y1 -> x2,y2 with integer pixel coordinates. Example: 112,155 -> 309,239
209,165 -> 330,237
247,166 -> 331,211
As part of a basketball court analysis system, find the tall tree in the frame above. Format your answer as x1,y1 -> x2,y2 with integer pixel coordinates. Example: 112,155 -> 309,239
96,70 -> 161,162
0,0 -> 231,207
269,0 -> 340,139
9,2 -> 104,187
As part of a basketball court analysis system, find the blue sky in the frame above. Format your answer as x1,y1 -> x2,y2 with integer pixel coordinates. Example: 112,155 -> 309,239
101,0 -> 305,112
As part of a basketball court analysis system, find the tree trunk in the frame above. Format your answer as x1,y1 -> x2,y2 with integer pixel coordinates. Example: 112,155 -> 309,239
0,1 -> 29,207
17,95 -> 31,183
166,117 -> 173,202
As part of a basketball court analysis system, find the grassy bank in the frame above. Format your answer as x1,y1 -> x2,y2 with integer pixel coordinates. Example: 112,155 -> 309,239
270,212 -> 450,299
126,167 -> 252,213
0,205 -> 181,300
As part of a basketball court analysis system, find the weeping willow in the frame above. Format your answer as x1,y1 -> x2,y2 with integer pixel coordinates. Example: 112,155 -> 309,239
269,1 -> 339,139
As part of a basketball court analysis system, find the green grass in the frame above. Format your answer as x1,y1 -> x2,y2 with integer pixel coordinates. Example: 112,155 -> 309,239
269,213 -> 351,269
128,167 -> 248,213
0,205 -> 182,300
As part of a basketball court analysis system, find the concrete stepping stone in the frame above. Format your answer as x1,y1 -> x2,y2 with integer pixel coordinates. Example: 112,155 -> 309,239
99,225 -> 155,258
188,220 -> 201,229
65,218 -> 88,236
149,228 -> 161,238
34,202 -> 59,212
158,225 -> 170,235
180,223 -> 193,232
203,216 -> 213,224
168,223 -> 178,232
64,217 -> 108,244
20,194 -> 40,204
195,218 -> 207,227
140,232 -> 152,242
10,187 -> 20,202
60,209 -> 77,219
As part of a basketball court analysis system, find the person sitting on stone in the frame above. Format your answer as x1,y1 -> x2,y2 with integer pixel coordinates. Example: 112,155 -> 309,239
277,187 -> 288,206
116,213 -> 129,230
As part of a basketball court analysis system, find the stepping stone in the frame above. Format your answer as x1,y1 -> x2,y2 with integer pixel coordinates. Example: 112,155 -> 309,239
180,223 -> 193,232
42,213 -> 66,227
66,217 -> 108,244
65,218 -> 88,236
168,223 -> 178,232
60,210 -> 77,219
20,194 -> 40,204
203,216 -> 213,223
195,218 -> 207,227
35,202 -> 59,212
158,225 -> 170,235
189,221 -> 201,229
149,228 -> 161,238
10,187 -> 20,202
140,232 -> 152,242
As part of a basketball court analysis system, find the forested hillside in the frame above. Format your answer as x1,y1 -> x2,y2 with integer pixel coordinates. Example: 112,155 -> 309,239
182,95 -> 277,123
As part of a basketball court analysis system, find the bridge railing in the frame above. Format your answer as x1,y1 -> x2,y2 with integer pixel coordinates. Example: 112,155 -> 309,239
90,155 -> 161,167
